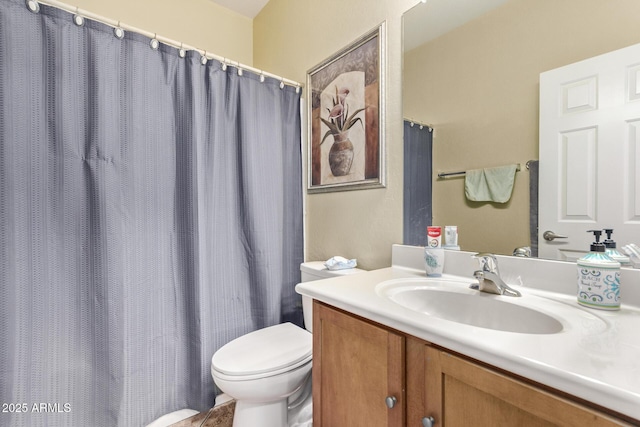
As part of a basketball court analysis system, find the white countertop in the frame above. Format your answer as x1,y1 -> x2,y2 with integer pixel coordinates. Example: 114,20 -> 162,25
296,250 -> 640,422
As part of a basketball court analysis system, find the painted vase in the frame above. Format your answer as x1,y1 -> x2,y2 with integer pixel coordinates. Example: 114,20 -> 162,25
328,132 -> 354,177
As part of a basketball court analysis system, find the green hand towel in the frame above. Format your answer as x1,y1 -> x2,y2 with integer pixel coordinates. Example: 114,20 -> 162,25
464,164 -> 517,203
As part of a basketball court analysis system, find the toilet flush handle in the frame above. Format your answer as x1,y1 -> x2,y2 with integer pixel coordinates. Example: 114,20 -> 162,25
385,395 -> 397,409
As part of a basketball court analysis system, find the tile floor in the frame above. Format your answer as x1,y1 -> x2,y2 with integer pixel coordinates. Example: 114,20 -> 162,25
170,401 -> 235,427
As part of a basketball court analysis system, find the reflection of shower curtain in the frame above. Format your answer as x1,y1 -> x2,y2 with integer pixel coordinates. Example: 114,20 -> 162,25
403,121 -> 433,246
0,1 -> 303,426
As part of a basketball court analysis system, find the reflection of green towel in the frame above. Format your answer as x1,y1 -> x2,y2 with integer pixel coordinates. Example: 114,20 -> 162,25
464,164 -> 517,203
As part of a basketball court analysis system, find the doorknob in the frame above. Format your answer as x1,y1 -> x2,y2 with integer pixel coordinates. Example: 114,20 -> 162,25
543,230 -> 568,241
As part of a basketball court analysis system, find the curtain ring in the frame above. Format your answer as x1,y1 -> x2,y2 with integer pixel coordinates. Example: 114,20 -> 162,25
73,7 -> 85,26
279,79 -> 285,89
150,33 -> 159,50
295,85 -> 300,94
201,51 -> 208,65
179,42 -> 186,58
259,72 -> 265,83
25,0 -> 40,13
113,21 -> 125,39
221,58 -> 227,71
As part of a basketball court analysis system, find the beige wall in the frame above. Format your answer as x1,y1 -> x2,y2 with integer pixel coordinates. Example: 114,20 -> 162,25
404,0 -> 640,255
254,0 -> 417,269
73,0 -> 253,65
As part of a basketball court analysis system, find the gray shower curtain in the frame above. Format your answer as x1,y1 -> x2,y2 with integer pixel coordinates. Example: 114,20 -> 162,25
0,1 -> 303,426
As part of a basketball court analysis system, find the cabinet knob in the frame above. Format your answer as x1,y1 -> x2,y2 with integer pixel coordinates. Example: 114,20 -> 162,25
422,416 -> 436,427
385,396 -> 397,409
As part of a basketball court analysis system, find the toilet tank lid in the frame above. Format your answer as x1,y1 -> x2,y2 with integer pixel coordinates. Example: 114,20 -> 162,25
300,261 -> 366,278
211,323 -> 311,377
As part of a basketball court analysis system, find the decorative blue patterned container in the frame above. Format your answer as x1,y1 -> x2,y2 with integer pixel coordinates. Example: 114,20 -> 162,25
577,251 -> 621,310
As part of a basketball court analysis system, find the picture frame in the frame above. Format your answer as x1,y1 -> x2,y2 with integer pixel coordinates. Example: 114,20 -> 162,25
307,22 -> 386,193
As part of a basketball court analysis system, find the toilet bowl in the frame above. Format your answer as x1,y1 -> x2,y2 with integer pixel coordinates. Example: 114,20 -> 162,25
211,323 -> 312,427
211,261 -> 365,427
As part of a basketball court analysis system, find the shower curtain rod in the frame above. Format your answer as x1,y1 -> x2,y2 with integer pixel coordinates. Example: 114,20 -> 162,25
34,0 -> 303,89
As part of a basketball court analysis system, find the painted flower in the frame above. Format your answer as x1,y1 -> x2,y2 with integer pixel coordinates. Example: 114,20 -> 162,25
320,85 -> 365,145
328,104 -> 344,120
337,87 -> 350,104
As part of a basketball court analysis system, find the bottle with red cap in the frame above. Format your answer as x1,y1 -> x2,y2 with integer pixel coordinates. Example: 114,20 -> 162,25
425,226 -> 444,276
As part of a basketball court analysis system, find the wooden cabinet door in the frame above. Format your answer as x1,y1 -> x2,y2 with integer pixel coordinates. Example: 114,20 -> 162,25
423,346 -> 630,427
313,301 -> 405,427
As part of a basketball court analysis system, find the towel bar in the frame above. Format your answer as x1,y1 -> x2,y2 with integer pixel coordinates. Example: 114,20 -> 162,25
437,163 -> 521,179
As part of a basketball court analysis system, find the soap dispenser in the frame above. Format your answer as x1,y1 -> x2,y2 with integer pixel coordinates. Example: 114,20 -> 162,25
577,230 -> 620,310
603,228 -> 631,266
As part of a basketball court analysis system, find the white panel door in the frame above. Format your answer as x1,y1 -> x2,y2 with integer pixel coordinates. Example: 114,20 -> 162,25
539,43 -> 640,260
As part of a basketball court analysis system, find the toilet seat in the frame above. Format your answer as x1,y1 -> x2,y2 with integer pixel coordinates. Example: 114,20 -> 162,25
211,323 -> 312,381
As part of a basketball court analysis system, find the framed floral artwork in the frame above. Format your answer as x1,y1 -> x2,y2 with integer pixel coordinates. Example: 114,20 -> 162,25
307,23 -> 386,193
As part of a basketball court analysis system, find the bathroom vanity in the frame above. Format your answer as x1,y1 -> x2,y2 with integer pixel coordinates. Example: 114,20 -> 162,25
314,301 -> 630,426
297,245 -> 640,427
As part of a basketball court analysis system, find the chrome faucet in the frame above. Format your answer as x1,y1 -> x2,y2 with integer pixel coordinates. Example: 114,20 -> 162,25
471,253 -> 521,297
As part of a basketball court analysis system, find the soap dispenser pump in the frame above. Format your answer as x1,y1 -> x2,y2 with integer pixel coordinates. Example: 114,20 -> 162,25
577,230 -> 621,310
603,228 -> 631,266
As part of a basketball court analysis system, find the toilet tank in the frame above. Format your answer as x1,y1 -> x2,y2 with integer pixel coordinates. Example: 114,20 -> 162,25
300,261 -> 366,333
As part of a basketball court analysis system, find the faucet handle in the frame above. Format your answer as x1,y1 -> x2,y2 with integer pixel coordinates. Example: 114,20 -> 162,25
473,253 -> 500,274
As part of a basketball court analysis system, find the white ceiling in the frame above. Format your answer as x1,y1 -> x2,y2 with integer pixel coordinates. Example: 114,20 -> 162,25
208,0 -> 270,18
208,0 -> 509,48
403,0 -> 509,52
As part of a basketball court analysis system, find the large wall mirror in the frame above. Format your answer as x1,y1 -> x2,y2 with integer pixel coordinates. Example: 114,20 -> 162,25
403,0 -> 640,259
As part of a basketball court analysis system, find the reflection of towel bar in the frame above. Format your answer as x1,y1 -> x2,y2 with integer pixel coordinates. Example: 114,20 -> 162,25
438,163 -> 521,179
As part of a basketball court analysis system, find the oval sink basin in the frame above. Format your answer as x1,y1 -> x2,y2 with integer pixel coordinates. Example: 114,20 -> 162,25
378,279 -> 564,334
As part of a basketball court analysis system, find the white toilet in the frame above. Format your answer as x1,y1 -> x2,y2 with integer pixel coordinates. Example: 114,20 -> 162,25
210,261 -> 365,427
